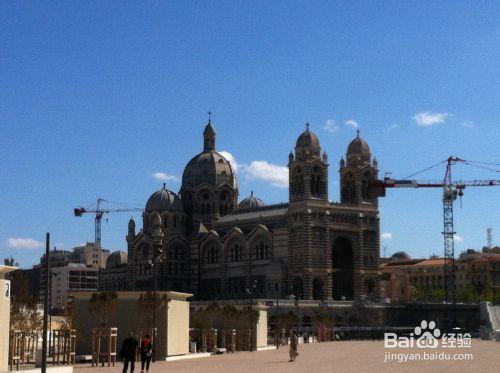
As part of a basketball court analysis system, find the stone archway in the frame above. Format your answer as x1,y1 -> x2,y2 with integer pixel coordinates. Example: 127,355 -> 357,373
312,278 -> 324,300
292,276 -> 304,299
332,237 -> 354,300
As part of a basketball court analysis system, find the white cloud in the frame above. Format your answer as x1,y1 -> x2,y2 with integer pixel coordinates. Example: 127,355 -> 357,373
151,172 -> 180,183
323,119 -> 339,133
389,123 -> 400,130
7,237 -> 43,249
454,234 -> 464,242
462,121 -> 474,128
381,232 -> 393,240
244,160 -> 288,188
219,150 -> 238,172
345,119 -> 359,129
413,112 -> 450,126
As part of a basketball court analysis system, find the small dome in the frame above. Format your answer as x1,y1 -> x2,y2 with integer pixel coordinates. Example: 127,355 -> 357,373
204,122 -> 216,136
145,184 -> 183,213
296,124 -> 320,149
106,251 -> 128,268
347,130 -> 370,155
238,191 -> 265,209
390,251 -> 411,262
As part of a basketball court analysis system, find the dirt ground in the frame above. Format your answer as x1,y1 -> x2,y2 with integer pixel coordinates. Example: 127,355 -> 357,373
74,339 -> 500,373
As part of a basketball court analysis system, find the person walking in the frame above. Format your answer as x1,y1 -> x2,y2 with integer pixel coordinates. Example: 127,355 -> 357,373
120,332 -> 139,373
289,329 -> 299,362
140,334 -> 153,373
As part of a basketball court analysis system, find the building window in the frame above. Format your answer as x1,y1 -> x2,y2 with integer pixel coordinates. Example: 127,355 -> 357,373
205,245 -> 219,264
253,241 -> 271,260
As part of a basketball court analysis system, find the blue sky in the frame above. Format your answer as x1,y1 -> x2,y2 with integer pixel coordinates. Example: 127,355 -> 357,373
1,1 -> 499,268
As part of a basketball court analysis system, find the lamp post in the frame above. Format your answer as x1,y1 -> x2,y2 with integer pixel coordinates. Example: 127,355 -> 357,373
150,212 -> 164,363
41,233 -> 50,373
245,279 -> 259,352
275,292 -> 280,349
148,246 -> 164,363
49,271 -> 58,359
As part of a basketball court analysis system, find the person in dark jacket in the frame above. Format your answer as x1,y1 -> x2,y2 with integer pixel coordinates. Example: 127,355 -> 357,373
120,332 -> 139,373
140,334 -> 153,373
289,329 -> 299,362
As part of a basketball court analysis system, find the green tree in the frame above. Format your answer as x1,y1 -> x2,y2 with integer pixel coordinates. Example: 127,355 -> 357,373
456,286 -> 475,303
9,268 -> 42,333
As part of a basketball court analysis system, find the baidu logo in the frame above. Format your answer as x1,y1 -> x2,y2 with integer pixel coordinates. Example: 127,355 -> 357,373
385,320 -> 444,349
383,320 -> 474,363
414,320 -> 440,348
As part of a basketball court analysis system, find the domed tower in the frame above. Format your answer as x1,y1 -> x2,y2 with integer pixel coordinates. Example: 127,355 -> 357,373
289,124 -> 328,202
340,130 -> 378,204
181,120 -> 238,228
143,183 -> 186,238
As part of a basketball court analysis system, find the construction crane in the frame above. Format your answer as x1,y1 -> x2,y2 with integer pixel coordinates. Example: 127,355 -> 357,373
372,157 -> 499,323
74,198 -> 143,247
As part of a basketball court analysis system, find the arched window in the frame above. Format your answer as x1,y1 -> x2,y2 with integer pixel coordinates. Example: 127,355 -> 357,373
362,171 -> 373,200
252,240 -> 272,260
342,172 -> 355,203
205,244 -> 219,264
228,242 -> 243,262
293,167 -> 304,196
310,165 -> 324,197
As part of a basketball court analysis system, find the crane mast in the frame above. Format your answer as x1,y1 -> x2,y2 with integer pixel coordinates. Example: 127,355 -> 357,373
373,156 -> 499,320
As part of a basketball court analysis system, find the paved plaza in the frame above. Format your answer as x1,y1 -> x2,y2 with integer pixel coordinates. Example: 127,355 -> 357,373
75,340 -> 499,373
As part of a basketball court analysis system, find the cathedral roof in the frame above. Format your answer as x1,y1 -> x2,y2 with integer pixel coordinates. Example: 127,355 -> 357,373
145,184 -> 184,213
238,191 -> 265,209
216,203 -> 289,225
347,130 -> 371,156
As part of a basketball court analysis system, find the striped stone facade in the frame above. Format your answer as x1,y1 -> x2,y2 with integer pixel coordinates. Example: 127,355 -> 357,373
124,124 -> 381,301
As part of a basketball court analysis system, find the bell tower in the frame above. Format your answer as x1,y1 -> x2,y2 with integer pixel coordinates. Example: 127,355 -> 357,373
340,130 -> 378,205
288,124 -> 328,202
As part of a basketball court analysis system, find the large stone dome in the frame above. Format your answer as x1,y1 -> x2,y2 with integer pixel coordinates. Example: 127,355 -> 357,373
238,191 -> 265,209
106,250 -> 128,268
182,150 -> 237,189
145,184 -> 183,213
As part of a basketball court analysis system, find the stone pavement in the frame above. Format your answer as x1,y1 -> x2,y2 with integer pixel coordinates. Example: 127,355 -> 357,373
75,340 -> 500,373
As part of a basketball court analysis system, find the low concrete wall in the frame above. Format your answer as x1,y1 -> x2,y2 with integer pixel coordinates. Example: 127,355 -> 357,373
71,291 -> 192,360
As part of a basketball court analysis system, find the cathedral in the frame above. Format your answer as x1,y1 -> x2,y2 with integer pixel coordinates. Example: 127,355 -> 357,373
122,120 -> 382,301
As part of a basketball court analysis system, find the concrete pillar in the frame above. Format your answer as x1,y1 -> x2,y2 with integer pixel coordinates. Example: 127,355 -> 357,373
0,266 -> 17,372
